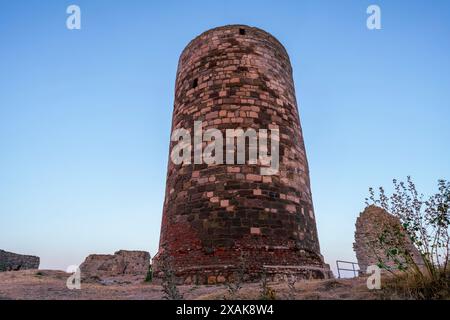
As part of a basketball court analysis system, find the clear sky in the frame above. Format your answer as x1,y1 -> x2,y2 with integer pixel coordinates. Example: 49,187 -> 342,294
1,0 -> 449,277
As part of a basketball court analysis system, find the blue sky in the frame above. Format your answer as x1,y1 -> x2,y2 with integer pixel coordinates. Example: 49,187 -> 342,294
0,0 -> 449,276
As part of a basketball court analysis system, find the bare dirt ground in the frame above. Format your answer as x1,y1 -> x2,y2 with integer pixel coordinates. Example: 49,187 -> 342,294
0,270 -> 379,300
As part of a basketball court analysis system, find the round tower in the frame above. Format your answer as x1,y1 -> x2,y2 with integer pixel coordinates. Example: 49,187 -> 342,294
153,25 -> 332,284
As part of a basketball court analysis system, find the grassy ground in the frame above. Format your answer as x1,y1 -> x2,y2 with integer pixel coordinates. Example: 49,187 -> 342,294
0,270 -> 379,300
0,269 -> 448,300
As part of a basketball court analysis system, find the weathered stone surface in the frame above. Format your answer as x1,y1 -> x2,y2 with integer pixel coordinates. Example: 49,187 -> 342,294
0,249 -> 40,271
353,206 -> 424,273
80,250 -> 150,282
153,25 -> 332,283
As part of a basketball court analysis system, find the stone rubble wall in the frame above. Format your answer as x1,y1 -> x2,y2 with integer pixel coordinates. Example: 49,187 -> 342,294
0,249 -> 40,271
80,250 -> 150,282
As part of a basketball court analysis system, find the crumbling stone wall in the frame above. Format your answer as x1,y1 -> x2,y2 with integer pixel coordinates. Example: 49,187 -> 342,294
354,205 -> 424,273
0,249 -> 40,271
153,25 -> 332,284
80,250 -> 150,282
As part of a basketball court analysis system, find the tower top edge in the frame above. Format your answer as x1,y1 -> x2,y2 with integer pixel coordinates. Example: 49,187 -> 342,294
179,24 -> 290,59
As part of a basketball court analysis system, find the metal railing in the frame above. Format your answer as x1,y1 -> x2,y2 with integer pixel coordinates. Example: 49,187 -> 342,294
336,260 -> 360,278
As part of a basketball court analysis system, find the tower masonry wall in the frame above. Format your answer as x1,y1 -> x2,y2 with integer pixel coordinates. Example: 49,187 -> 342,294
153,25 -> 332,284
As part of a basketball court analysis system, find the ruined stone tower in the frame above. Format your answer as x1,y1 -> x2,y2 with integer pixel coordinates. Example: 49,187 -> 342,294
153,25 -> 331,284
354,206 -> 424,274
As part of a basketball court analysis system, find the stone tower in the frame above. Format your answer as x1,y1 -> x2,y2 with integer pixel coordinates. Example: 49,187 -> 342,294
153,25 -> 331,284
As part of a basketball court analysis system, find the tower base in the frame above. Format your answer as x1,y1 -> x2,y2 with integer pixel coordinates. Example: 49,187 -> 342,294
153,256 -> 333,285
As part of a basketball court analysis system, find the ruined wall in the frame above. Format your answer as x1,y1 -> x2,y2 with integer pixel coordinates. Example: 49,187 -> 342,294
80,250 -> 150,282
0,249 -> 40,271
153,25 -> 331,284
354,205 -> 424,273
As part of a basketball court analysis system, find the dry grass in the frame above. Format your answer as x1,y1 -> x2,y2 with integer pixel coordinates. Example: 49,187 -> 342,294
198,278 -> 377,300
376,270 -> 450,300
0,270 -> 380,300
1,269 -> 448,300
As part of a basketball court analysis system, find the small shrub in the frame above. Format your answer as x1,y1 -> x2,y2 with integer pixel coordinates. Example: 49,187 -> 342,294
225,279 -> 242,299
145,265 -> 153,283
160,253 -> 183,300
259,272 -> 276,300
285,275 -> 297,300
224,252 -> 245,300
